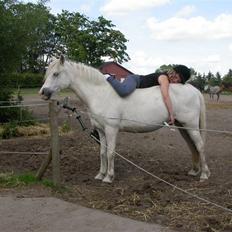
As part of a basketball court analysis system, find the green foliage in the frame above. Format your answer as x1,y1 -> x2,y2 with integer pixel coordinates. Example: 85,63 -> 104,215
222,69 -> 232,87
0,104 -> 35,124
8,73 -> 44,88
206,71 -> 222,86
189,73 -> 207,92
60,120 -> 71,133
0,172 -> 67,192
1,0 -> 232,97
55,11 -> 130,66
0,173 -> 39,187
0,172 -> 55,188
1,122 -> 19,139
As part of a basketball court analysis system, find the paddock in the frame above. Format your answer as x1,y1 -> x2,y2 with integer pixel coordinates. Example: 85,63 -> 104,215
0,94 -> 231,232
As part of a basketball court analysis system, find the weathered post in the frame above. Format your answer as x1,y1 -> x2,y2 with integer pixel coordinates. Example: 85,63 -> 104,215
49,100 -> 61,185
36,149 -> 52,180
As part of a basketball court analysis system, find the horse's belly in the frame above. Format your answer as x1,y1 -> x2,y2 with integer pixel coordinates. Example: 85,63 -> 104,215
119,124 -> 162,133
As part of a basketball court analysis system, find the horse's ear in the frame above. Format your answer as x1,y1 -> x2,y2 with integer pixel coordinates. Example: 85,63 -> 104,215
60,55 -> 65,65
50,56 -> 56,63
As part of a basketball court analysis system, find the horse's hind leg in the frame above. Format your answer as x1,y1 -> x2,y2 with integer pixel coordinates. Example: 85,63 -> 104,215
95,130 -> 107,180
185,129 -> 210,181
177,123 -> 201,176
178,130 -> 200,176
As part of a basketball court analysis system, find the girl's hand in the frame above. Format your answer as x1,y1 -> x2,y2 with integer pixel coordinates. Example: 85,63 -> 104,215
168,114 -> 175,125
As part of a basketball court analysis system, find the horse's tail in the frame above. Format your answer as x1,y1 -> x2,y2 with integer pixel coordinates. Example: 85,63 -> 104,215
199,92 -> 206,142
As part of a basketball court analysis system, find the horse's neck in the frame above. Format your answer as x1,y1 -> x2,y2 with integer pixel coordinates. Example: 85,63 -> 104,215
70,66 -> 109,109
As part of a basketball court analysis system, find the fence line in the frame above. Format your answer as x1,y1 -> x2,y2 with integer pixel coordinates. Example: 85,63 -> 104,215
0,151 -> 48,155
0,100 -> 46,104
1,100 -> 231,213
1,98 -> 231,135
0,103 -> 48,108
77,110 -> 232,136
0,101 -> 61,185
0,117 -> 50,125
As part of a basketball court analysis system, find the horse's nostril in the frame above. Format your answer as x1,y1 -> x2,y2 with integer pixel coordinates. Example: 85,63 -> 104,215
41,87 -> 53,100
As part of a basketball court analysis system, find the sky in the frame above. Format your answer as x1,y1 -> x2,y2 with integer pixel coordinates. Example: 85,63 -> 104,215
24,0 -> 232,75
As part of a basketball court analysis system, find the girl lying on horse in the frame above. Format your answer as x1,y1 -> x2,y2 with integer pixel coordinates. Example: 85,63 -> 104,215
106,65 -> 191,125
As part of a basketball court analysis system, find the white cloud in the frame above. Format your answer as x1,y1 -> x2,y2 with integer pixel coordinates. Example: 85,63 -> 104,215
204,54 -> 221,63
229,44 -> 232,51
175,5 -> 196,18
146,14 -> 232,40
79,4 -> 91,14
100,0 -> 171,16
124,51 -> 173,74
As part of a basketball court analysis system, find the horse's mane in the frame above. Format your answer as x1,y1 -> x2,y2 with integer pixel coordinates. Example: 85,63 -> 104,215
69,60 -> 106,85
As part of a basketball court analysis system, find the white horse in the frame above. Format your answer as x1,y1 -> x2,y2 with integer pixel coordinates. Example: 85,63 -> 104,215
39,56 -> 210,183
204,85 -> 223,101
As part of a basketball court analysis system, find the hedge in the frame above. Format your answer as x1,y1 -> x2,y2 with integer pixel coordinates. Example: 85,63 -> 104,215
6,72 -> 44,88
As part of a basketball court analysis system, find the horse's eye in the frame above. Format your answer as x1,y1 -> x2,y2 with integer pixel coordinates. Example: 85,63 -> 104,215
53,72 -> 59,77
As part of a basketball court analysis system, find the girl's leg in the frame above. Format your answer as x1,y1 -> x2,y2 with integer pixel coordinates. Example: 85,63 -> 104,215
107,75 -> 140,97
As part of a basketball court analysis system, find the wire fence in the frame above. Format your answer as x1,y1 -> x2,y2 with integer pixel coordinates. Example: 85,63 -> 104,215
0,117 -> 50,125
78,110 -> 232,136
0,103 -> 48,108
0,100 -> 232,214
1,100 -> 232,135
0,101 -> 49,126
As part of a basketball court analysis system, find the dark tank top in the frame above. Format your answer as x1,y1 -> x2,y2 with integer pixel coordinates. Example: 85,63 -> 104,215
138,72 -> 167,88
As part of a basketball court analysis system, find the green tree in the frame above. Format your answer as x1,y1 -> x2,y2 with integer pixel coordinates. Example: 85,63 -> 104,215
0,0 -> 23,103
55,11 -> 130,67
205,71 -> 222,86
0,0 -> 46,121
209,72 -> 222,86
16,2 -> 54,72
189,73 -> 207,92
222,69 -> 232,87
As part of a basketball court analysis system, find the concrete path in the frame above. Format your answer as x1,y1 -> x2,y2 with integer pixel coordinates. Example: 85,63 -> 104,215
0,197 -> 176,232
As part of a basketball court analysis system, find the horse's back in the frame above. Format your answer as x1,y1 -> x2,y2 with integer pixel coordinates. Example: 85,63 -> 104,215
118,84 -> 202,126
124,83 -> 201,108
210,86 -> 220,93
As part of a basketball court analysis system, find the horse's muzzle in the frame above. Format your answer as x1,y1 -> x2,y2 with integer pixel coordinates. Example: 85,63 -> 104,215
40,87 -> 53,100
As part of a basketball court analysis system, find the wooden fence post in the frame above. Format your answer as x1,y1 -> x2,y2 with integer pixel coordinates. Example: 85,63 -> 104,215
36,149 -> 52,180
49,100 -> 61,185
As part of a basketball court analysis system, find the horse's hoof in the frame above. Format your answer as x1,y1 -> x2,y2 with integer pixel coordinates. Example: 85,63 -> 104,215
199,173 -> 209,182
102,175 -> 114,183
95,172 -> 105,180
188,169 -> 200,176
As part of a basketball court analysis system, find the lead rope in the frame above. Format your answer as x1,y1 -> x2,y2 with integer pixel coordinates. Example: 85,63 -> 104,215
57,99 -> 232,214
90,134 -> 232,214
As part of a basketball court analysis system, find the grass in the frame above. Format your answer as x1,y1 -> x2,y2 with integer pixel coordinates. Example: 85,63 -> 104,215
0,172 -> 66,192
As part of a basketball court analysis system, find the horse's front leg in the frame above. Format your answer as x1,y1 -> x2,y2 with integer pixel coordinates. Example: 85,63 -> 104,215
102,126 -> 118,183
95,130 -> 107,180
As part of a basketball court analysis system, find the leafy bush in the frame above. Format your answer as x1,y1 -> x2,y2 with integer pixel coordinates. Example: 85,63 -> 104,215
7,72 -> 44,88
1,122 -> 19,139
0,104 -> 35,124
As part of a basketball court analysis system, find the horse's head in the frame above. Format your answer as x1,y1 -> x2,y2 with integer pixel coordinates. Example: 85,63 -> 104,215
204,85 -> 209,92
39,55 -> 71,100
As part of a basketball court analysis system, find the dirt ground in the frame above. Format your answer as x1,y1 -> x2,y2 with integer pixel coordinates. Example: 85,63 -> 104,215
0,94 -> 231,232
